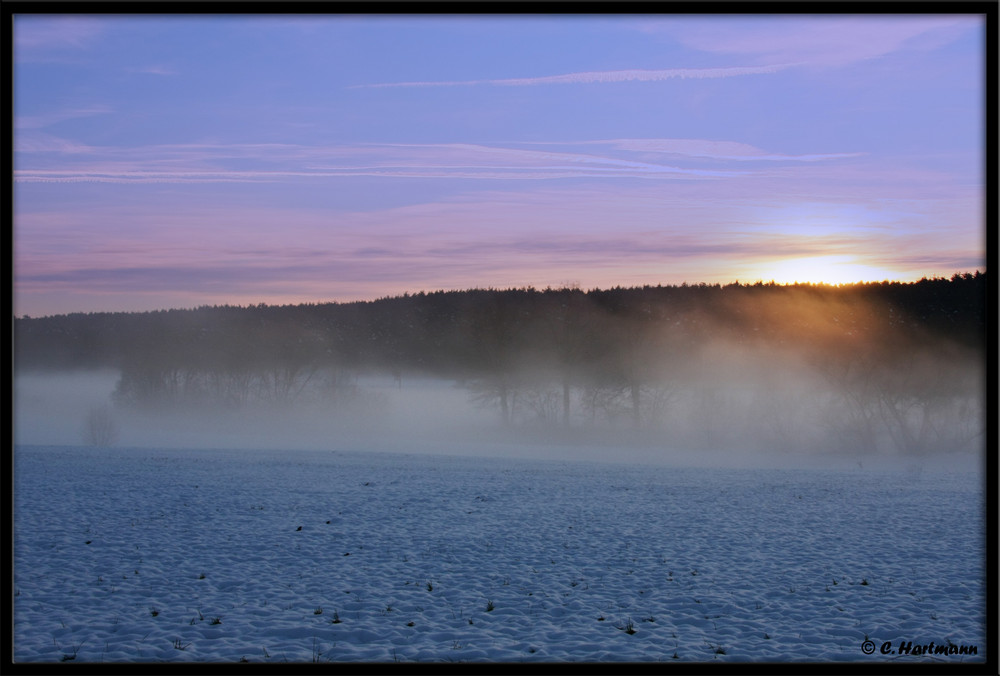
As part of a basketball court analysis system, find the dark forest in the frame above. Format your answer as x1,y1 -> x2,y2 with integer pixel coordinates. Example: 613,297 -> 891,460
14,273 -> 987,458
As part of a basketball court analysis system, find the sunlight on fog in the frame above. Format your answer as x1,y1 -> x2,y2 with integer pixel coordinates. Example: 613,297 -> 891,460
13,279 -> 985,474
748,255 -> 898,286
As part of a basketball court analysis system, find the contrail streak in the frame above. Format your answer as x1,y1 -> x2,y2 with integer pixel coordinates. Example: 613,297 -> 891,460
352,63 -> 803,89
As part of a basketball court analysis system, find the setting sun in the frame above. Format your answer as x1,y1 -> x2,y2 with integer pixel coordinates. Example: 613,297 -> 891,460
755,255 -> 897,286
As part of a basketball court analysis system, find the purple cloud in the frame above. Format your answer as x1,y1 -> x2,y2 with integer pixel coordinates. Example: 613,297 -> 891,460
14,138 -> 872,185
649,16 -> 979,68
352,63 -> 801,89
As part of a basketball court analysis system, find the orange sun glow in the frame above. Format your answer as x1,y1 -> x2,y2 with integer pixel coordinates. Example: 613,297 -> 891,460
754,255 -> 898,285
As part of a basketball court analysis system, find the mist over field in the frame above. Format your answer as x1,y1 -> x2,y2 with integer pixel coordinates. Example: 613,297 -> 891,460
10,279 -> 989,666
13,278 -> 986,472
11,15 -> 990,666
15,371 -> 494,457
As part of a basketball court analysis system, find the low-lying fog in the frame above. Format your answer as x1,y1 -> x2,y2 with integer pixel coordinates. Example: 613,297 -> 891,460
13,362 -> 984,474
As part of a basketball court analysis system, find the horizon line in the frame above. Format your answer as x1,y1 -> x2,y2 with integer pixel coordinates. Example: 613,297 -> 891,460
14,270 -> 986,320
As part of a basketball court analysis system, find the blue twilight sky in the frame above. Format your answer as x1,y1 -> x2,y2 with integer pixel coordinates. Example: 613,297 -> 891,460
12,13 -> 987,317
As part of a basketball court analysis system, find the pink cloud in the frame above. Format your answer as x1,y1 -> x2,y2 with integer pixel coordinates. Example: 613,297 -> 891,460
352,63 -> 800,89
14,16 -> 105,53
653,16 -> 979,67
16,138 -> 872,185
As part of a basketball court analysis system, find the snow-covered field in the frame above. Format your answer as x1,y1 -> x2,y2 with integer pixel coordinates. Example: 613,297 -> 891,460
12,444 -> 986,664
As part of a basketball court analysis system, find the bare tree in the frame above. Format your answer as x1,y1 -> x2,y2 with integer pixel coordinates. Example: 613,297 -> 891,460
83,405 -> 119,447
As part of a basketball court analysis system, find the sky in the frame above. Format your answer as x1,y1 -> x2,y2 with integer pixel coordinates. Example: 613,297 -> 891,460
12,13 -> 988,317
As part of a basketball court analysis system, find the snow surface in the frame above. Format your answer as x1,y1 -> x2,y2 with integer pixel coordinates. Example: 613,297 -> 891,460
13,445 -> 986,664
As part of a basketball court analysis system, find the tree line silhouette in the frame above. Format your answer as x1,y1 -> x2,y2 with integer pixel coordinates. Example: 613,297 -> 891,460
14,273 -> 987,456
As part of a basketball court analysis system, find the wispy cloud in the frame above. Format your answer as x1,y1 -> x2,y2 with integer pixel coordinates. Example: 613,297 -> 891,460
14,168 -> 981,313
15,105 -> 113,131
537,139 -> 865,163
14,133 -> 96,155
15,137 -> 868,184
124,65 -> 178,76
351,63 -> 801,89
14,16 -> 105,54
649,16 -> 979,68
